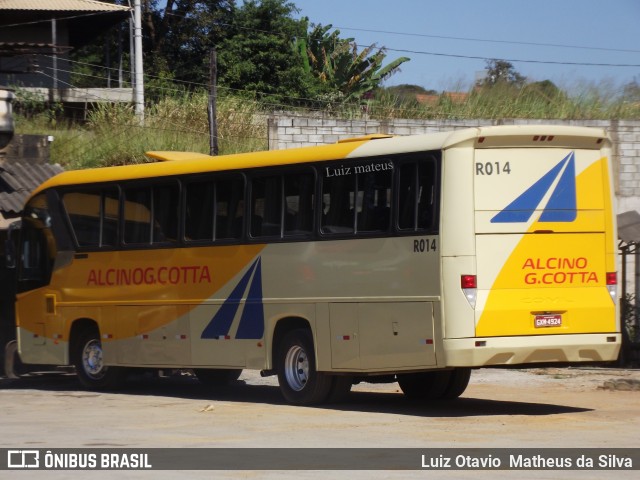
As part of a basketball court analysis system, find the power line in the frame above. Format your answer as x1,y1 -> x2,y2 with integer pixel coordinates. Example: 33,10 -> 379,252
3,4 -> 638,72
328,26 -> 640,55
41,56 -> 356,109
29,61 -> 640,124
46,55 -> 640,120
0,11 -> 130,30
378,46 -> 640,68
21,48 -> 640,121
200,19 -> 640,67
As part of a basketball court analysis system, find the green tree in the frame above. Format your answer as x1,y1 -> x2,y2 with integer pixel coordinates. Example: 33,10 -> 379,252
217,0 -> 320,104
142,0 -> 235,83
70,1 -> 408,107
299,24 -> 410,102
69,1 -> 234,90
479,59 -> 526,88
380,85 -> 436,109
385,84 -> 437,96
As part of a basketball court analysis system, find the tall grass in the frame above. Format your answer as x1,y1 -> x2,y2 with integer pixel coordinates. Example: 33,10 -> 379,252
368,82 -> 640,120
14,90 -> 267,169
13,83 -> 640,169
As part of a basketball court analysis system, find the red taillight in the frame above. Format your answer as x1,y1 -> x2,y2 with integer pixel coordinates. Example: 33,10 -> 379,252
461,275 -> 477,289
606,272 -> 617,285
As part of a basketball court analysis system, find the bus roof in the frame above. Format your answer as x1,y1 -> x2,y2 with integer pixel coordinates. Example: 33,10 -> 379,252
31,125 -> 609,197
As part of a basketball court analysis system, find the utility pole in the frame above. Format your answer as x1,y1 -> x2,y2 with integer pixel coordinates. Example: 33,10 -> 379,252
133,0 -> 144,125
118,23 -> 123,88
208,48 -> 219,156
51,18 -> 57,102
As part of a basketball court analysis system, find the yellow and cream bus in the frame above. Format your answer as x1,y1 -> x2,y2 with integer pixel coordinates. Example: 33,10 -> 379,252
9,125 -> 620,404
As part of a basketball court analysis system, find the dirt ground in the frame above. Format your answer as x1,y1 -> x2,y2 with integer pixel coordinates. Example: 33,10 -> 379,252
0,366 -> 639,479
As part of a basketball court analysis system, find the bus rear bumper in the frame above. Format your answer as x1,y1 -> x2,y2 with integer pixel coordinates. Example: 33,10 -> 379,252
443,334 -> 621,367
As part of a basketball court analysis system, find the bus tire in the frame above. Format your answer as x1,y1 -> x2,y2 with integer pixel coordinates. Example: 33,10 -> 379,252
397,370 -> 452,400
73,329 -> 125,390
276,329 -> 332,405
442,368 -> 471,399
4,340 -> 27,378
326,375 -> 353,403
194,368 -> 242,386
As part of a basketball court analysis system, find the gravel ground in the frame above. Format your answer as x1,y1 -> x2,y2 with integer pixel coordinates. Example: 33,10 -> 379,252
1,366 -> 639,480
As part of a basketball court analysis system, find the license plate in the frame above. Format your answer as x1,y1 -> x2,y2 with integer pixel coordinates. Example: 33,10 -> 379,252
534,314 -> 562,328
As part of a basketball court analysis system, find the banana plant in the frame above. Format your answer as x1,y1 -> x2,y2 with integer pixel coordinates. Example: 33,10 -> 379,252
296,24 -> 409,102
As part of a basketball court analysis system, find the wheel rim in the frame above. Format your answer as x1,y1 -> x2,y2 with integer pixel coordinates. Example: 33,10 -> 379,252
82,339 -> 106,379
284,344 -> 309,391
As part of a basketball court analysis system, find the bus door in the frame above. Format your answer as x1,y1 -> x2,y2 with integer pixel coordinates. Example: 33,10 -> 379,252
473,146 -> 617,338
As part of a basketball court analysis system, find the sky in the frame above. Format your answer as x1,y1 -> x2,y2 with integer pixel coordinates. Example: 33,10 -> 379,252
291,0 -> 640,93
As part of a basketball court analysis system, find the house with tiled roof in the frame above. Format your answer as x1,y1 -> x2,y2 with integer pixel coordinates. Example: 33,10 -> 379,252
0,0 -> 132,104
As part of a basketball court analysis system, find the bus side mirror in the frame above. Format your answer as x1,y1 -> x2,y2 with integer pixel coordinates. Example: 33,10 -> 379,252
5,220 -> 20,269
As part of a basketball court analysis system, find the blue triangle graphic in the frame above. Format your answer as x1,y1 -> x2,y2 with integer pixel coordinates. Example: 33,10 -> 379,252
491,152 -> 575,223
200,259 -> 259,339
539,152 -> 576,222
235,258 -> 265,339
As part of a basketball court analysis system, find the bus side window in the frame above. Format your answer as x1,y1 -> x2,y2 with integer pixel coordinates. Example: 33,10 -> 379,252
123,186 -> 152,244
185,180 -> 214,241
321,174 -> 354,234
251,175 -> 282,238
216,175 -> 244,240
152,183 -> 179,244
62,191 -> 101,247
102,188 -> 120,246
356,169 -> 392,233
62,187 -> 120,248
417,161 -> 438,231
284,170 -> 314,237
398,158 -> 439,232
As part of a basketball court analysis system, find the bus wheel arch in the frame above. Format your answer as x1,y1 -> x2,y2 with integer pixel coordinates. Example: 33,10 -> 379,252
271,316 -> 312,367
272,317 -> 353,404
69,318 -> 125,390
272,318 -> 333,405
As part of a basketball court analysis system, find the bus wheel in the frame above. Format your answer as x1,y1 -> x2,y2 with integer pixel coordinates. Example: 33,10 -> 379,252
397,370 -> 452,400
73,330 -> 125,390
194,369 -> 242,386
4,340 -> 28,378
442,368 -> 471,399
326,375 -> 353,403
276,329 -> 332,405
